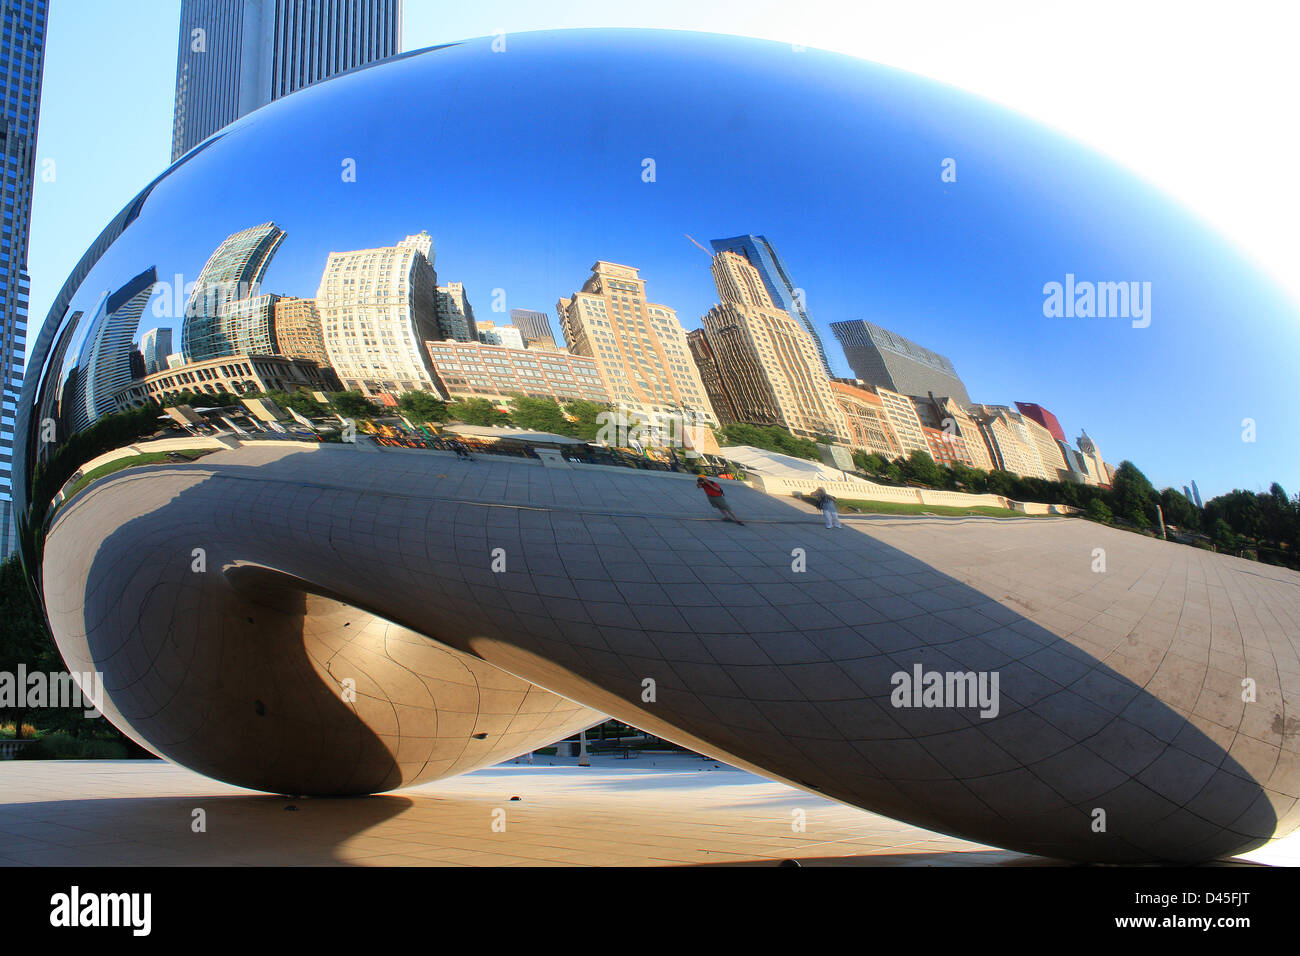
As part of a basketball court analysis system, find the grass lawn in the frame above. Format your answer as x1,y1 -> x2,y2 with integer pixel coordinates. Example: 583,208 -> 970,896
63,448 -> 214,501
835,498 -> 1028,518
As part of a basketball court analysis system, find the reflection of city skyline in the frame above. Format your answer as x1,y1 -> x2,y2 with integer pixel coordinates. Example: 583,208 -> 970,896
84,217 -> 1118,490
23,29 -> 1300,501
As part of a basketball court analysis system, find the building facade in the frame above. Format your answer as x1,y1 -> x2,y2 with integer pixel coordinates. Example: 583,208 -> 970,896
557,261 -> 716,426
922,424 -> 970,468
969,404 -> 1050,479
695,250 -> 847,441
181,221 -> 286,362
509,308 -> 557,349
424,340 -> 610,405
68,268 -> 160,434
0,0 -> 46,559
1077,429 -> 1110,486
475,320 -> 523,350
1019,411 -> 1070,481
316,231 -> 443,399
434,281 -> 477,342
686,329 -> 737,426
830,380 -> 902,460
709,234 -> 831,377
830,319 -> 972,407
117,352 -> 333,407
273,295 -> 329,366
171,0 -> 402,161
220,292 -> 280,356
1015,401 -> 1067,443
874,385 -> 930,458
139,327 -> 173,374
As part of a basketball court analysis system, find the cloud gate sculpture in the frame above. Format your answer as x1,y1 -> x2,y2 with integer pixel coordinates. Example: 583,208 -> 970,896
15,30 -> 1300,864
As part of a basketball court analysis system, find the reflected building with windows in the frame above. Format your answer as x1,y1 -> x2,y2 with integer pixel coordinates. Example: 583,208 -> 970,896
558,261 -> 717,426
434,281 -> 477,342
117,353 -> 334,408
316,231 -> 444,399
139,327 -> 173,374
67,268 -> 160,433
510,308 -> 558,350
709,234 -> 831,378
0,0 -> 47,559
181,221 -> 286,362
831,319 -> 972,407
696,250 -> 847,441
272,296 -> 328,367
424,339 -> 610,404
830,380 -> 903,460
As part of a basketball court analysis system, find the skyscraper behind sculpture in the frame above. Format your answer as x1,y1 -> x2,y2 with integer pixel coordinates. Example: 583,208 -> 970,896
171,0 -> 402,162
0,0 -> 47,560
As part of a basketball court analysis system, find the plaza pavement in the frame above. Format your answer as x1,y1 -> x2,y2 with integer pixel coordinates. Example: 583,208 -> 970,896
0,755 -> 1294,866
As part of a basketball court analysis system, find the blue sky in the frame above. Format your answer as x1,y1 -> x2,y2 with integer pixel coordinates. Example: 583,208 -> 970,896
29,3 -> 1300,500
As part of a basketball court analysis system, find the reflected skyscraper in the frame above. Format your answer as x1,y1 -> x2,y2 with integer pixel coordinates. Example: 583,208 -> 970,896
510,309 -> 558,350
69,268 -> 160,432
558,261 -> 716,424
831,319 -> 972,407
171,0 -> 403,162
0,0 -> 47,560
434,281 -> 477,341
273,296 -> 330,367
696,250 -> 847,440
139,327 -> 173,374
181,222 -> 286,362
709,234 -> 831,377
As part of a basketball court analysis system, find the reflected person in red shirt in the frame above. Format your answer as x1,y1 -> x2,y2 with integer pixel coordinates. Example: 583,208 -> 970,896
696,476 -> 745,525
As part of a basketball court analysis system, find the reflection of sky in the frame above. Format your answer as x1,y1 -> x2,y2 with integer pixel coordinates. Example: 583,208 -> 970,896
47,29 -> 1300,499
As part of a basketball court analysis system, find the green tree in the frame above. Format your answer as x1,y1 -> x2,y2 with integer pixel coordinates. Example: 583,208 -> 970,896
902,449 -> 943,486
985,468 -> 1018,497
564,400 -> 610,442
0,557 -> 58,739
1110,461 -> 1158,526
954,464 -> 989,494
853,450 -> 888,475
1087,498 -> 1113,523
1211,518 -> 1238,553
329,390 -> 381,419
448,398 -> 511,427
1159,487 -> 1199,529
508,395 -> 574,435
397,390 -> 448,424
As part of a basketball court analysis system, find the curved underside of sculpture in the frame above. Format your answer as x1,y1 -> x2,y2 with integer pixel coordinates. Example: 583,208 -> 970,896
41,443 -> 1300,863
